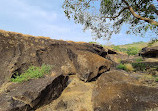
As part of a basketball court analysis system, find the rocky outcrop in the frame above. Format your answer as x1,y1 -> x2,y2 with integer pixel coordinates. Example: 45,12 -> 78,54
0,75 -> 68,111
106,49 -> 129,67
36,70 -> 158,111
0,29 -> 111,87
0,30 -> 111,111
93,70 -> 158,111
139,46 -> 158,58
1,30 -> 158,111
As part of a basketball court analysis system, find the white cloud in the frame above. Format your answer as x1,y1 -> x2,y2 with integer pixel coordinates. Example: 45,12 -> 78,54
0,0 -> 57,23
0,0 -> 152,45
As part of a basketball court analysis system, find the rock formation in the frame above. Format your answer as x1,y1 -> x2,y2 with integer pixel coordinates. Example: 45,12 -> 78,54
139,45 -> 158,58
0,30 -> 110,111
0,30 -> 158,111
0,29 -> 111,86
36,70 -> 158,111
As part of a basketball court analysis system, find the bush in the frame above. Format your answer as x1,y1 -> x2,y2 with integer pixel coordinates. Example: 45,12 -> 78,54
155,78 -> 158,82
117,63 -> 126,70
124,64 -> 134,71
132,63 -> 146,71
112,46 -> 121,51
89,41 -> 98,44
117,63 -> 134,71
135,57 -> 143,62
11,64 -> 52,83
126,47 -> 139,56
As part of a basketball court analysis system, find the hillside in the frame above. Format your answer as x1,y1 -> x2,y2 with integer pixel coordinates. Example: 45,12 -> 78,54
0,30 -> 158,111
118,41 -> 148,49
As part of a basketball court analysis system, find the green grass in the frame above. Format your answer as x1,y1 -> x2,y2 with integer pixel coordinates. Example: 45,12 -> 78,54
132,62 -> 146,71
116,63 -> 134,71
155,78 -> 158,82
11,64 -> 52,83
105,41 -> 148,56
116,63 -> 127,70
135,57 -> 143,62
111,46 -> 140,56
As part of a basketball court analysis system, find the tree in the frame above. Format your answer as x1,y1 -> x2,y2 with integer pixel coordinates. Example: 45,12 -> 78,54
63,0 -> 158,39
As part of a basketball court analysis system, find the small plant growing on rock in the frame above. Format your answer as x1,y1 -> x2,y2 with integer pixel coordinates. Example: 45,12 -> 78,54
11,64 -> 52,83
117,63 -> 134,71
124,64 -> 134,71
117,63 -> 126,70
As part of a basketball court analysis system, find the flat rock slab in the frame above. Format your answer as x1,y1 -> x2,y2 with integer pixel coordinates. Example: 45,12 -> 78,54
93,70 -> 158,111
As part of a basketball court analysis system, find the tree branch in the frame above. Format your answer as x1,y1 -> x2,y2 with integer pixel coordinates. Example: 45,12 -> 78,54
83,0 -> 92,11
122,0 -> 158,26
101,7 -> 129,18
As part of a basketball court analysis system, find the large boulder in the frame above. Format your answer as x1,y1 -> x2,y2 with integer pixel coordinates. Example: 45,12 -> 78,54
0,29 -> 111,86
0,75 -> 68,111
93,70 -> 158,111
139,46 -> 158,58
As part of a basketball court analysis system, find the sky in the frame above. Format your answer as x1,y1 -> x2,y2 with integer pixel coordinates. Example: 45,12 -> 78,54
0,0 -> 157,45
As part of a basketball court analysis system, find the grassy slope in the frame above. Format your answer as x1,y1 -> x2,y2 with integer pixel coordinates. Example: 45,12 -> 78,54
118,42 -> 148,49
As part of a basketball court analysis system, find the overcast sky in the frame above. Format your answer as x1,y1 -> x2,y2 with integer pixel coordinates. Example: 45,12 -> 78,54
0,0 -> 156,45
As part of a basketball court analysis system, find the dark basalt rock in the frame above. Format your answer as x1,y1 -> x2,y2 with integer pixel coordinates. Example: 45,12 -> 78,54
139,46 -> 158,58
0,75 -> 68,111
0,30 -> 111,86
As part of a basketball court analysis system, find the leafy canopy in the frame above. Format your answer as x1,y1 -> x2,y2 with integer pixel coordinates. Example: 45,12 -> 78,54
63,0 -> 158,39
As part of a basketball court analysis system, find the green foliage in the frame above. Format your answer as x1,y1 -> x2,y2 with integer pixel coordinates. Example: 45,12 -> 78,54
63,0 -> 158,39
112,46 -> 121,51
132,63 -> 146,71
112,46 -> 127,52
112,45 -> 140,56
117,63 -> 127,70
155,78 -> 158,82
117,63 -> 134,71
126,47 -> 139,56
89,41 -> 98,44
135,57 -> 143,62
11,64 -> 52,83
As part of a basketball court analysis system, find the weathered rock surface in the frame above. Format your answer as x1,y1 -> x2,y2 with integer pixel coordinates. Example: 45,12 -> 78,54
93,70 -> 158,111
1,30 -> 158,111
36,75 -> 95,111
0,75 -> 68,111
105,48 -> 130,67
0,29 -> 111,87
0,30 -> 111,111
36,70 -> 158,111
140,46 -> 158,58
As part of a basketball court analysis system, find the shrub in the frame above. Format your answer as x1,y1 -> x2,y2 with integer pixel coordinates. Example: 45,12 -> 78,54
155,78 -> 158,82
117,63 -> 134,71
117,63 -> 126,70
126,47 -> 139,56
11,64 -> 52,83
132,63 -> 146,71
124,64 -> 134,71
135,58 -> 143,62
112,46 -> 121,51
89,41 -> 98,44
